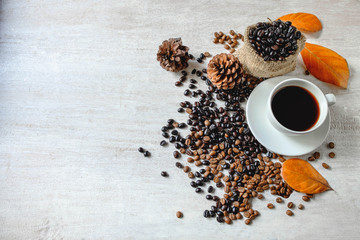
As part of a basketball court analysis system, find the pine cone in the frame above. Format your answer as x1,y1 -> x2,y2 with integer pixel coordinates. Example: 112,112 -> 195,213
207,53 -> 244,90
157,38 -> 190,72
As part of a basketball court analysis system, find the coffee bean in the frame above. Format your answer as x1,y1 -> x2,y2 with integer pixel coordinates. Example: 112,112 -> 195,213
322,163 -> 330,169
160,140 -> 167,146
302,196 -> 310,202
287,202 -> 294,209
144,151 -> 151,157
267,203 -> 274,209
191,69 -> 196,74
176,162 -> 183,168
190,181 -> 197,188
173,151 -> 180,158
161,171 -> 168,177
286,210 -> 294,216
189,84 -> 196,89
329,152 -> 335,158
298,204 -> 304,210
206,195 -> 213,200
208,186 -> 214,193
176,211 -> 183,218
175,81 -> 182,87
177,108 -> 184,113
313,152 -> 320,159
305,70 -> 310,75
162,132 -> 169,138
138,147 -> 144,153
195,187 -> 202,193
188,172 -> 195,179
276,197 -> 283,203
328,142 -> 335,149
183,166 -> 190,173
308,156 -> 315,161
224,217 -> 232,224
245,219 -> 251,225
196,58 -> 203,63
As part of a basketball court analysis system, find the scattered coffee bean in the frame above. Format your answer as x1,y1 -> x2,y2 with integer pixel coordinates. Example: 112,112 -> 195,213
177,108 -> 184,113
329,152 -> 335,158
175,162 -> 183,168
298,204 -> 304,210
161,171 -> 168,177
195,187 -> 202,193
313,152 -> 320,159
224,217 -> 232,224
144,151 -> 151,157
173,151 -> 180,158
184,166 -> 190,173
267,203 -> 274,209
257,194 -> 264,199
305,70 -> 310,75
302,196 -> 310,202
322,163 -> 330,169
276,197 -> 283,203
208,186 -> 214,193
328,142 -> 335,149
190,79 -> 197,84
176,211 -> 183,218
175,81 -> 182,87
160,140 -> 167,146
244,219 -> 251,225
308,156 -> 315,161
191,69 -> 196,74
286,210 -> 294,216
162,132 -> 169,138
206,195 -> 213,200
138,147 -> 144,153
188,172 -> 195,179
287,202 -> 294,209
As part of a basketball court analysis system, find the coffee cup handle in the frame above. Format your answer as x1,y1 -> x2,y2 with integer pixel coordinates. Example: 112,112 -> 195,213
325,94 -> 336,106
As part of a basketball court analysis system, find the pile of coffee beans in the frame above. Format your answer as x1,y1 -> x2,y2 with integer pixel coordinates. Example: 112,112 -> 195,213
159,62 -> 302,225
213,30 -> 244,54
248,20 -> 302,61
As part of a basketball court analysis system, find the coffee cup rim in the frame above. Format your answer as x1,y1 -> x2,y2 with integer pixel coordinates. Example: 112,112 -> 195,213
268,78 -> 328,135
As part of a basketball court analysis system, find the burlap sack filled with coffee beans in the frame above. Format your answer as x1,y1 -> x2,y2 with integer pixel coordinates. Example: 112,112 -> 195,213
234,24 -> 306,78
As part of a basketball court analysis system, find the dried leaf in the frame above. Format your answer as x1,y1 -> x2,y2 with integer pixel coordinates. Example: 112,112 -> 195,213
278,12 -> 322,32
281,158 -> 332,194
301,43 -> 349,88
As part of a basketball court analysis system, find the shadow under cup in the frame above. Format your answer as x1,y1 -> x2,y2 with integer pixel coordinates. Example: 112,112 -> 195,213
267,78 -> 335,135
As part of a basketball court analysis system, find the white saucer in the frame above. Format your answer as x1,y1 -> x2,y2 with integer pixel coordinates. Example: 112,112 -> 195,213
246,76 -> 330,156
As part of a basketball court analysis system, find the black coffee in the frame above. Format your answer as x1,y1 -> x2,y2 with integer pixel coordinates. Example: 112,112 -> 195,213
271,86 -> 319,131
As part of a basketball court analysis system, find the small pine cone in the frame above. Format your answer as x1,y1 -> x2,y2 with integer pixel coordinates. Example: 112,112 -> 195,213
207,53 -> 244,90
157,38 -> 190,72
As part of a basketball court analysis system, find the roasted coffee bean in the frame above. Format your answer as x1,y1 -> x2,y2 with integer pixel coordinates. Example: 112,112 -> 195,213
175,81 -> 182,87
144,151 -> 151,157
196,58 -> 203,63
190,79 -> 197,84
276,197 -> 283,203
298,204 -> 304,210
329,152 -> 335,158
267,203 -> 274,209
160,140 -> 167,146
138,147 -> 144,153
206,195 -> 213,200
173,151 -> 180,158
308,156 -> 315,161
169,136 -> 176,143
245,219 -> 251,225
208,186 -> 214,193
183,166 -> 190,173
322,163 -> 330,169
176,162 -> 183,168
177,108 -> 184,113
305,70 -> 310,75
302,196 -> 310,202
313,152 -> 320,159
287,202 -> 294,209
161,171 -> 168,177
286,210 -> 294,216
184,89 -> 191,96
190,181 -> 197,188
189,84 -> 196,89
176,211 -> 183,218
195,187 -> 202,193
328,142 -> 335,149
191,69 -> 196,74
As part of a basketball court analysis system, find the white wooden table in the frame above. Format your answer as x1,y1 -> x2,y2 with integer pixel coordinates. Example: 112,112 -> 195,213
1,0 -> 359,239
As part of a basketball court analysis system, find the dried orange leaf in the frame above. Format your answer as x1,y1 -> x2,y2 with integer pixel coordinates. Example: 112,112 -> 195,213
281,158 -> 332,194
301,43 -> 349,88
278,12 -> 322,32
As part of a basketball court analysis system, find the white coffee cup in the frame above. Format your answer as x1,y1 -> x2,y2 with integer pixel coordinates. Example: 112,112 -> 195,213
267,78 -> 336,135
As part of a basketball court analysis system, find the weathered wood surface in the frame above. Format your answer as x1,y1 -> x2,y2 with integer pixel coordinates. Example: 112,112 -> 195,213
0,0 -> 359,239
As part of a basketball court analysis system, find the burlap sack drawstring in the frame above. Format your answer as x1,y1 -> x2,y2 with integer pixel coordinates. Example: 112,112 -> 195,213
234,24 -> 306,78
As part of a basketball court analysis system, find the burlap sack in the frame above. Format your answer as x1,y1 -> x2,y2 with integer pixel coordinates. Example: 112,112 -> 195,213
234,24 -> 306,78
